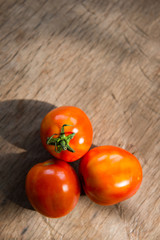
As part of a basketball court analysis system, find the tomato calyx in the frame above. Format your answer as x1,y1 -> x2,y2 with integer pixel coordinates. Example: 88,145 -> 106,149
46,124 -> 76,153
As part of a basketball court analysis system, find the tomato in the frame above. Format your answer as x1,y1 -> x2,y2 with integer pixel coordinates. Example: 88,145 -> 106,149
40,106 -> 93,162
26,159 -> 80,218
79,146 -> 143,205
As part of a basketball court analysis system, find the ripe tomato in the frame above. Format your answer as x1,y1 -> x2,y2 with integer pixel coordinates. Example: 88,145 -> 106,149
26,159 -> 80,218
79,146 -> 143,205
40,106 -> 93,162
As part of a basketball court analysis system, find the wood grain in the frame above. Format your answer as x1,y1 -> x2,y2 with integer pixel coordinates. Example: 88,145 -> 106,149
0,0 -> 160,239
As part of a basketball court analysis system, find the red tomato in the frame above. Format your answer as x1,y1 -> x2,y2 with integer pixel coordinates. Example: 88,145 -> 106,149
26,159 -> 80,218
40,106 -> 93,162
79,146 -> 143,205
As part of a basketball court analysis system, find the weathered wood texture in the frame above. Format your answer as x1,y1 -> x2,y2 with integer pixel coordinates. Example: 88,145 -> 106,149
0,0 -> 160,239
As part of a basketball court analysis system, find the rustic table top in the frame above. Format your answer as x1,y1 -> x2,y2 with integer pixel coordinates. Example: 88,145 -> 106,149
0,0 -> 160,239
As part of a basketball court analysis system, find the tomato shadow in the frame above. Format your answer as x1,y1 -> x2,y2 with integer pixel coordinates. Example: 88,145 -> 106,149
0,99 -> 56,209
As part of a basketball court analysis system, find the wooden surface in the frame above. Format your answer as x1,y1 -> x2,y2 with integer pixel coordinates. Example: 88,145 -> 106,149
0,0 -> 160,239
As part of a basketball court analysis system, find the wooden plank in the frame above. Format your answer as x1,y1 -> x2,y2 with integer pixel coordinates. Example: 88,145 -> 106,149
0,0 -> 160,239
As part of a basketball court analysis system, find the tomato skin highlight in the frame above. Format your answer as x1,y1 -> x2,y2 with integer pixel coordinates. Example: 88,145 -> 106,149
26,159 -> 80,218
40,106 -> 93,162
79,146 -> 143,205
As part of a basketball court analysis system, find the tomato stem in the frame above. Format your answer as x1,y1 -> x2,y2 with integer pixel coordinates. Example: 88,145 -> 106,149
46,124 -> 76,153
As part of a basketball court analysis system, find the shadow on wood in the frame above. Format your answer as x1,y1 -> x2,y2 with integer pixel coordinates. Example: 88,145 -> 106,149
2,0 -> 160,74
0,99 -> 56,209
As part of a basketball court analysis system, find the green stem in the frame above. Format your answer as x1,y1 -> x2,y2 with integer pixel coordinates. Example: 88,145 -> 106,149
46,124 -> 76,153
